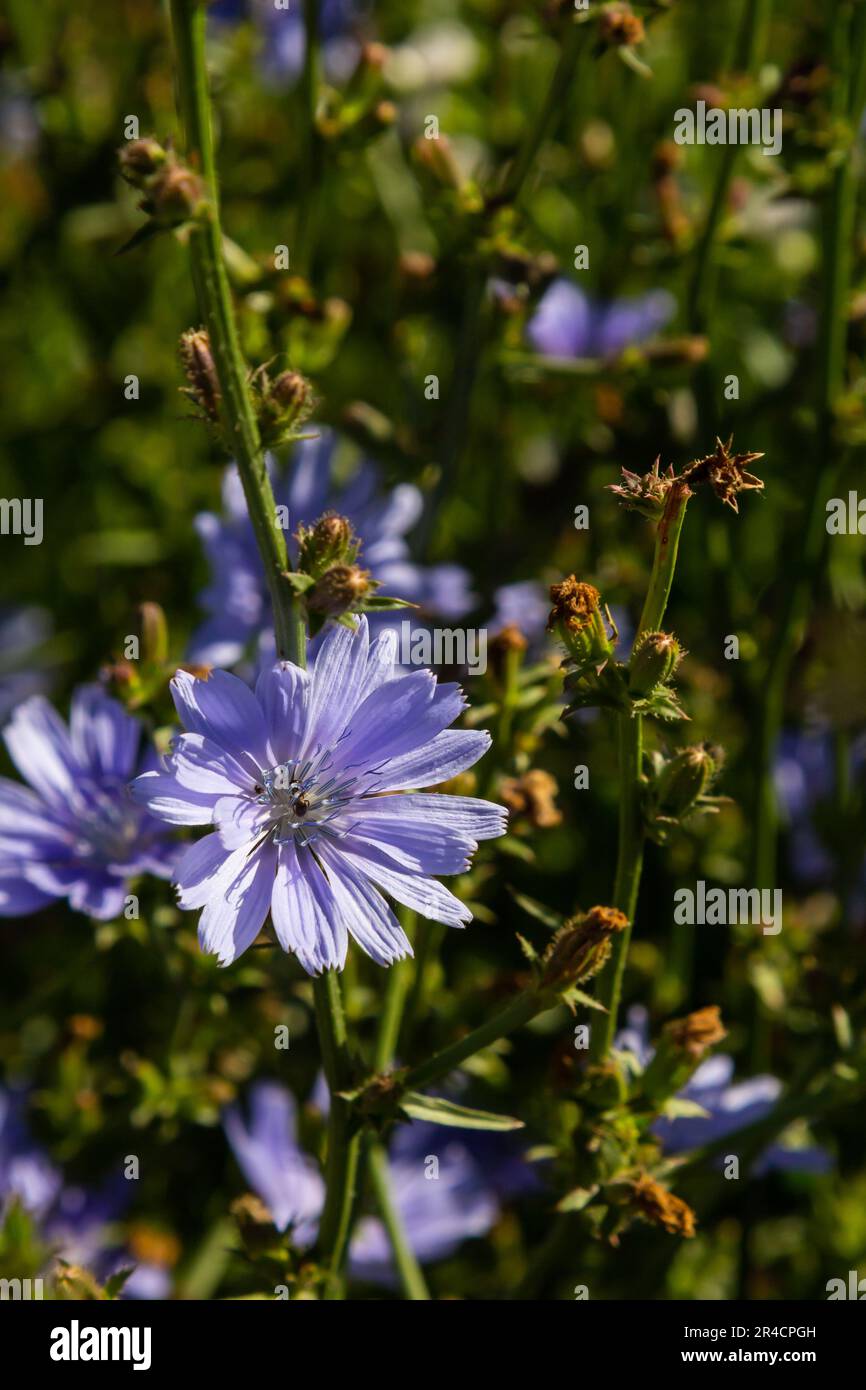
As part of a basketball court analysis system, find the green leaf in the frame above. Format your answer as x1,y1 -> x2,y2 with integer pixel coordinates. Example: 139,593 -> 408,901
358,595 -> 418,611
285,572 -> 315,593
556,1184 -> 600,1213
400,1093 -> 524,1131
510,890 -> 564,931
104,1266 -> 136,1300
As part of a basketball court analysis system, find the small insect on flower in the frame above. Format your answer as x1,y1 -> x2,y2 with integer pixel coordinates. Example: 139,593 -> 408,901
0,687 -> 176,921
131,617 -> 506,974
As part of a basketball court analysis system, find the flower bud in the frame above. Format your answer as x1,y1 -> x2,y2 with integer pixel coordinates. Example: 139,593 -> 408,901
296,513 -> 359,578
179,328 -> 222,425
628,630 -> 682,695
655,744 -> 718,817
118,137 -> 168,186
250,366 -> 315,446
540,905 -> 628,994
149,162 -> 205,222
307,564 -> 374,617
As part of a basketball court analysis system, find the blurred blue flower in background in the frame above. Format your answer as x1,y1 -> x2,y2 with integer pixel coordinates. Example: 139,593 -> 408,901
526,279 -> 675,361
0,687 -> 177,921
615,1007 -> 832,1176
0,607 -> 53,723
0,1086 -> 169,1298
774,728 -> 866,886
210,0 -> 363,86
190,430 -> 473,668
224,1080 -> 537,1283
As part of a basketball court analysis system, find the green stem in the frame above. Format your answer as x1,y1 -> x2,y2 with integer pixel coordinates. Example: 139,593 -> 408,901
686,0 -> 770,331
590,485 -> 691,1061
368,1142 -> 430,1300
402,990 -> 543,1093
495,21 -> 585,208
588,713 -> 644,1061
168,0 -> 360,1298
373,919 -> 415,1072
168,0 -> 305,665
312,969 -> 362,1298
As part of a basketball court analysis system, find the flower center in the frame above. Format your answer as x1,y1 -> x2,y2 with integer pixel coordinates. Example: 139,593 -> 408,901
255,749 -> 360,849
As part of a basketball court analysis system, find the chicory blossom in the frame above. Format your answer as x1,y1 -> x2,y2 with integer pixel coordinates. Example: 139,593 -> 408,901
0,687 -> 176,921
615,1007 -> 831,1175
223,1081 -> 525,1281
190,431 -> 473,667
132,617 -> 505,973
210,1 -> 364,90
526,279 -> 675,361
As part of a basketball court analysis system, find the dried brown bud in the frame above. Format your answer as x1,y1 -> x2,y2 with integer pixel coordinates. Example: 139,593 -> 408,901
681,437 -> 765,513
307,564 -> 374,616
599,3 -> 645,47
662,1005 -> 727,1060
500,769 -> 562,828
179,328 -> 222,424
631,1175 -> 696,1238
607,456 -> 676,519
547,578 -> 601,636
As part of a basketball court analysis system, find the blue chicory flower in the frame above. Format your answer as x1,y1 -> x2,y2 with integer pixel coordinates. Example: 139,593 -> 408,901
132,616 -> 505,973
526,279 -> 675,361
223,1080 -> 526,1282
190,430 -> 473,668
0,687 -> 177,921
615,1007 -> 831,1175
